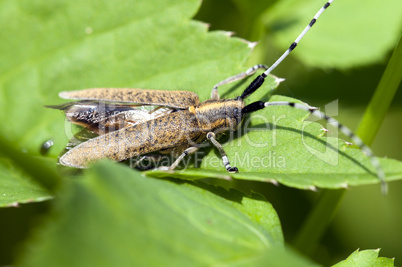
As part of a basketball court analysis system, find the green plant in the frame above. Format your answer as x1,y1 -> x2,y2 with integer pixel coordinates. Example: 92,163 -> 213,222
1,0 -> 401,265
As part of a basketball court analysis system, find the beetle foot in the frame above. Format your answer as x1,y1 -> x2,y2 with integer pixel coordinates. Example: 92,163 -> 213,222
227,167 -> 238,173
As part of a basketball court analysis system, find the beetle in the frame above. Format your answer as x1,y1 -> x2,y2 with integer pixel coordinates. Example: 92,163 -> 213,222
48,0 -> 387,193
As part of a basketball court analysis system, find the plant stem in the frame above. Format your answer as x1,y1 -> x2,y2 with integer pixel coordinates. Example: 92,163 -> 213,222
292,189 -> 344,256
357,35 -> 402,143
292,35 -> 402,257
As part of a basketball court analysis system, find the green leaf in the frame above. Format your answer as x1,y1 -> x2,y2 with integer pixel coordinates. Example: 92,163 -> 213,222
0,0 -> 262,204
0,158 -> 52,207
261,0 -> 402,68
18,162 -> 284,266
333,249 -> 394,267
0,138 -> 58,206
0,0 -> 255,150
149,94 -> 402,190
3,0 -> 401,200
233,246 -> 321,267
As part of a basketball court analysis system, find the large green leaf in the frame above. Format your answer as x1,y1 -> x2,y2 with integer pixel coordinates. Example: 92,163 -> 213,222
149,94 -> 402,190
18,162 -> 284,266
261,0 -> 402,68
0,0 -> 263,204
0,158 -> 52,207
2,0 -> 401,206
0,0 -> 255,150
333,249 -> 394,267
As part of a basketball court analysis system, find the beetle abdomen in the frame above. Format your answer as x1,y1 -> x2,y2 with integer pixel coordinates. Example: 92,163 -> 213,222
59,110 -> 202,168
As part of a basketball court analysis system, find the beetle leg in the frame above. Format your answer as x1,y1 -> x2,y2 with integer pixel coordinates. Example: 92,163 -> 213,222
156,147 -> 199,171
210,64 -> 268,100
169,147 -> 199,170
206,132 -> 238,173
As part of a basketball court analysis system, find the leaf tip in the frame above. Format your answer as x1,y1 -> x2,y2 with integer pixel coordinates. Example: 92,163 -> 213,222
223,31 -> 235,37
221,175 -> 232,181
248,41 -> 258,50
271,75 -> 286,87
262,178 -> 279,186
7,202 -> 19,208
307,185 -> 317,191
202,22 -> 210,30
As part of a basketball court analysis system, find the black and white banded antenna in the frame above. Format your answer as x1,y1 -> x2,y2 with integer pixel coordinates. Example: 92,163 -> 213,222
240,0 -> 335,99
237,0 -> 388,194
242,101 -> 387,194
263,0 -> 334,77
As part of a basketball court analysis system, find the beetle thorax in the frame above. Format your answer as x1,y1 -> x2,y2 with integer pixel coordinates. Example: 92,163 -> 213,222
194,99 -> 244,133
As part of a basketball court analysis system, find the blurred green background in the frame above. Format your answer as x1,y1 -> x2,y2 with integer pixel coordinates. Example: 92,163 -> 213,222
196,0 -> 402,265
1,0 -> 401,265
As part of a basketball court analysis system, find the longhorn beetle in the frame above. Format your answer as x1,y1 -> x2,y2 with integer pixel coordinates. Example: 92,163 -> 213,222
48,0 -> 388,193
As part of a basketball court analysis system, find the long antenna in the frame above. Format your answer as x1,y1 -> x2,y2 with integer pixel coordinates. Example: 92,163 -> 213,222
263,0 -> 334,77
239,0 -> 388,193
240,0 -> 335,100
